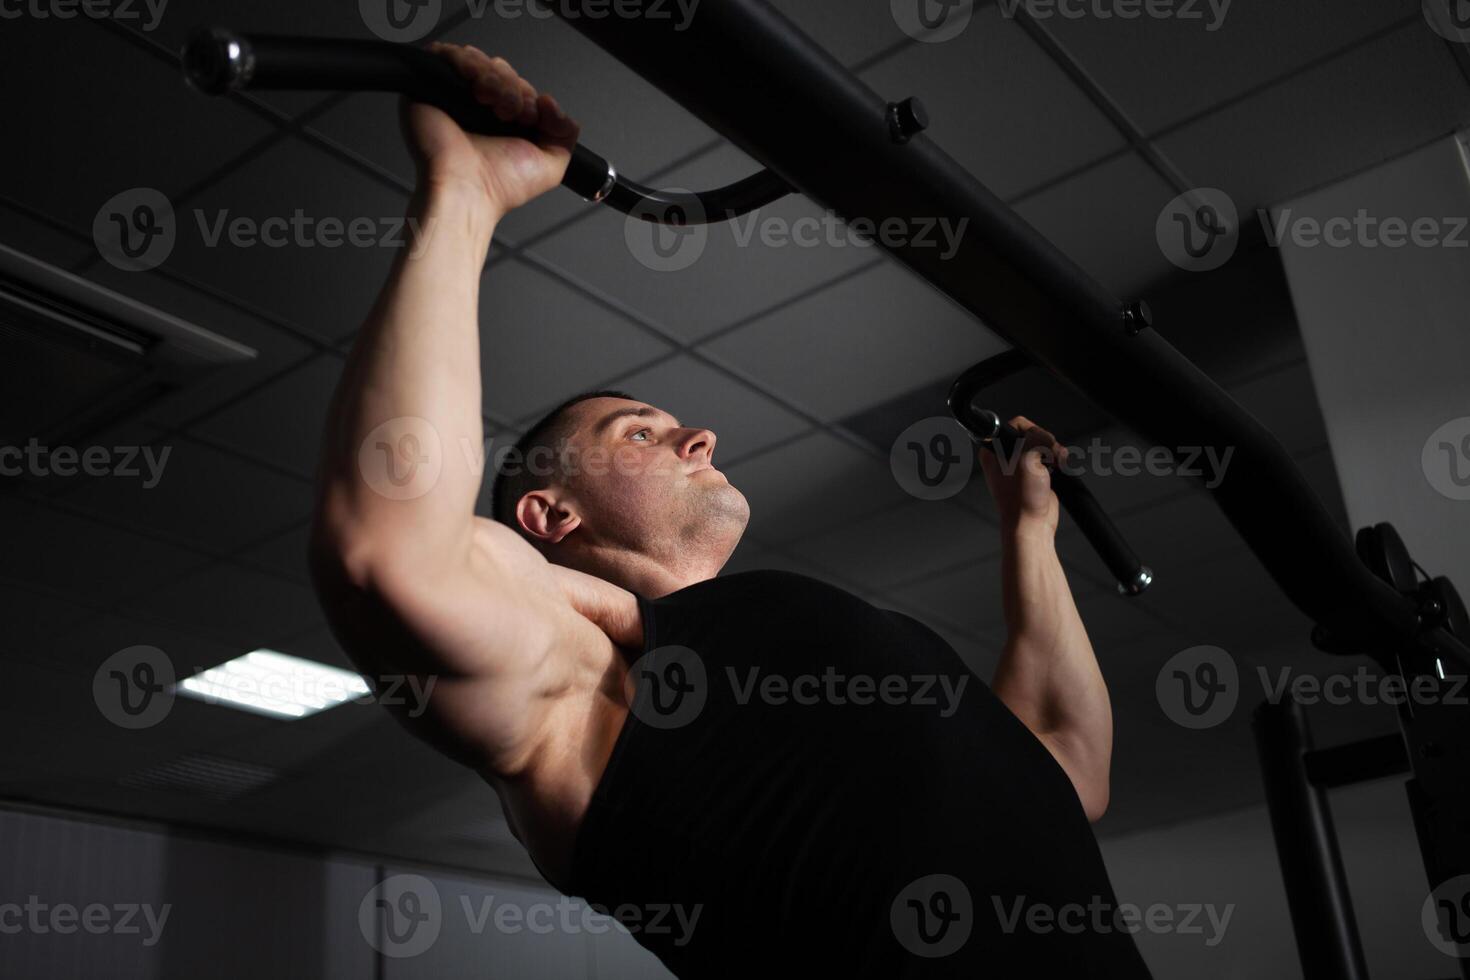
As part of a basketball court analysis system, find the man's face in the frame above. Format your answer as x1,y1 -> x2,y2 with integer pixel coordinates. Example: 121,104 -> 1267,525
550,397 -> 750,561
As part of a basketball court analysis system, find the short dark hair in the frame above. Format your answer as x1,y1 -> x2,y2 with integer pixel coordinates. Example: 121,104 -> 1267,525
490,389 -> 636,529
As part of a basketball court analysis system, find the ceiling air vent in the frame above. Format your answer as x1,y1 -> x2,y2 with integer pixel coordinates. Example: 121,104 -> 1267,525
0,242 -> 256,446
120,753 -> 282,802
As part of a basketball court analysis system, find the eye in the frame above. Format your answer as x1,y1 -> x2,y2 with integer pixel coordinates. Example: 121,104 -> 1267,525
629,428 -> 651,442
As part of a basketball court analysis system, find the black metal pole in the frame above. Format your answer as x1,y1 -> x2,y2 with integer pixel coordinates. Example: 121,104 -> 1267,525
544,0 -> 1470,675
1253,699 -> 1371,980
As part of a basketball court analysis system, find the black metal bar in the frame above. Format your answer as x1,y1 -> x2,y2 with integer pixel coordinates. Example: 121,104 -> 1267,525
1303,733 -> 1410,790
1254,699 -> 1371,980
179,27 -> 792,223
544,0 -> 1470,676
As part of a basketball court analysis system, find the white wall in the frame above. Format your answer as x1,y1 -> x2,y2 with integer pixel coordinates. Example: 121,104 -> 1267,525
0,806 -> 672,980
1272,130 -> 1470,589
1100,777 -> 1446,979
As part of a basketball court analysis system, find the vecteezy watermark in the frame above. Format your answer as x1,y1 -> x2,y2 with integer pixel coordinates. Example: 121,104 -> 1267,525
93,646 -> 176,730
1258,665 -> 1469,709
1260,208 -> 1470,250
93,188 -> 439,273
0,897 -> 172,946
1424,874 -> 1470,957
891,874 -> 974,957
624,646 -> 709,729
1156,645 -> 1239,730
992,895 -> 1234,947
890,417 -> 976,501
729,667 -> 970,718
0,439 -> 171,487
1157,646 -> 1469,729
995,0 -> 1232,31
1424,0 -> 1470,43
622,646 -> 971,730
1423,417 -> 1470,501
891,0 -> 975,43
357,874 -> 702,957
0,0 -> 168,30
624,201 -> 971,273
360,874 -> 443,958
360,0 -> 701,43
359,417 -> 445,501
889,419 -> 1236,502
1157,188 -> 1240,272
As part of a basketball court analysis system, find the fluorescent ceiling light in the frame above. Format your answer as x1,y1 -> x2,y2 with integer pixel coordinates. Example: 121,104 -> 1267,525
174,649 -> 370,720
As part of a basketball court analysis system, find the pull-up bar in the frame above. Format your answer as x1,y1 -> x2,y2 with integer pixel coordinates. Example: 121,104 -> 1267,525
536,0 -> 1468,673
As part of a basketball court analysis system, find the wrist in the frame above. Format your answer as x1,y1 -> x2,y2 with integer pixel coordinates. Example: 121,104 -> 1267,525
1002,515 -> 1057,549
418,176 -> 502,246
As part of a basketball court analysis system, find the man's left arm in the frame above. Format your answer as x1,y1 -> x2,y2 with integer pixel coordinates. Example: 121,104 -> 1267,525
982,418 -> 1113,822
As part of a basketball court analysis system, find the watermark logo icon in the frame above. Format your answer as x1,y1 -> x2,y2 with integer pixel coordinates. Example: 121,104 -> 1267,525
93,188 -> 176,272
1156,645 -> 1238,729
891,874 -> 973,957
624,645 -> 707,729
892,0 -> 973,42
1423,874 -> 1470,957
93,646 -> 175,729
359,874 -> 442,957
361,0 -> 442,41
624,193 -> 708,272
1424,0 -> 1470,42
1157,188 -> 1238,272
1423,417 -> 1470,501
358,417 -> 444,501
890,417 -> 974,500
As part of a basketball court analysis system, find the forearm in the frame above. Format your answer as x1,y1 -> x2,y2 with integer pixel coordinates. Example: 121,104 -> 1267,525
991,521 -> 1113,816
315,180 -> 499,571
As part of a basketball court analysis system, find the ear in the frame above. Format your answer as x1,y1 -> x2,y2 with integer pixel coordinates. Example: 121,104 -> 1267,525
516,489 -> 582,545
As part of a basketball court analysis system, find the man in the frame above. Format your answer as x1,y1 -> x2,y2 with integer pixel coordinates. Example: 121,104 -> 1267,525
310,42 -> 1150,977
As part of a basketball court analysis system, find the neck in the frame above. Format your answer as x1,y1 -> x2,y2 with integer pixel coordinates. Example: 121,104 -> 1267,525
559,543 -> 723,598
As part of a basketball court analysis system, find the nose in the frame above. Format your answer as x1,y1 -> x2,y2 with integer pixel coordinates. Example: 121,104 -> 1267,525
678,427 -> 718,465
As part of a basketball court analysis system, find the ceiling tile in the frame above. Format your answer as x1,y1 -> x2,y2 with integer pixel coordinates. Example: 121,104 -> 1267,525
0,206 -> 92,269
479,256 -> 672,422
1013,151 -> 1179,298
190,353 -> 344,478
1226,360 -> 1330,456
78,263 -> 316,430
1038,0 -> 1418,134
157,138 -> 412,343
236,523 -> 313,586
129,562 -> 326,648
701,261 -> 1008,421
890,559 -> 1006,636
610,354 -> 810,462
0,18 -> 275,228
1139,547 -> 1314,650
526,143 -> 876,343
858,2 -> 1126,201
1154,23 -> 1470,212
0,498 -> 209,609
1112,488 -> 1241,577
724,430 -> 913,545
61,431 -> 314,553
795,498 -> 999,593
767,0 -> 980,66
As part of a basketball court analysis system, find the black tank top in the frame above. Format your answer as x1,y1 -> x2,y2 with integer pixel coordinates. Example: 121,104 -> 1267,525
568,570 -> 1152,978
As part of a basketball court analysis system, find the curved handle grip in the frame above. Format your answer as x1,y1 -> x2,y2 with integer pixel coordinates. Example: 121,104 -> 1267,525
948,391 -> 1152,597
180,27 -> 792,222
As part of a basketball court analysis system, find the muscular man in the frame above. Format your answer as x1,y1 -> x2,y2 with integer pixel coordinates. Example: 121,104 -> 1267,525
310,43 -> 1151,977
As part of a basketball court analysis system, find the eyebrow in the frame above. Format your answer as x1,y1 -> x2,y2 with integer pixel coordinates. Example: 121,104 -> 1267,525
591,405 -> 680,436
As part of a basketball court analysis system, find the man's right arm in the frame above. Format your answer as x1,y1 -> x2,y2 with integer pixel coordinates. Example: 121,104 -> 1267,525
308,47 -> 597,776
